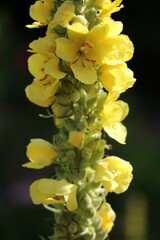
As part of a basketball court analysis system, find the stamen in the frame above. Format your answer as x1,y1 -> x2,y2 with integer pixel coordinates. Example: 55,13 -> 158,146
85,41 -> 94,49
72,58 -> 79,64
39,75 -> 47,81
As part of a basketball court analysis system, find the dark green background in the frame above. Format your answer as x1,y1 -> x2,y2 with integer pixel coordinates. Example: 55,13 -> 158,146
0,0 -> 159,239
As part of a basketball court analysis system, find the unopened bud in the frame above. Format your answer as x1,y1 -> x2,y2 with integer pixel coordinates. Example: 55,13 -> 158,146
73,15 -> 88,26
54,225 -> 67,237
68,221 -> 78,234
68,131 -> 85,149
82,148 -> 92,160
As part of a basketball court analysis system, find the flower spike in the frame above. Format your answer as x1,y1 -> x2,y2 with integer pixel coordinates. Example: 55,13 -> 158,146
24,0 -> 136,239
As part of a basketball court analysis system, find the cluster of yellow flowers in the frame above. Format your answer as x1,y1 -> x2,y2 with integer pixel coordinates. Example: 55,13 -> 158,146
23,0 -> 136,239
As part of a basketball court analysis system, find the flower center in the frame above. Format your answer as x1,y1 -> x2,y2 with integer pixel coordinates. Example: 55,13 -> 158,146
80,41 -> 94,55
72,41 -> 96,65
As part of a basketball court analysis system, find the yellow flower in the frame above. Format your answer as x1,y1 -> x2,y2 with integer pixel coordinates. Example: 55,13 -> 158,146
99,63 -> 136,93
22,138 -> 58,169
29,0 -> 54,24
26,34 -> 66,107
25,75 -> 60,107
95,0 -> 123,18
100,92 -> 129,144
98,202 -> 116,233
55,20 -> 129,84
28,33 -> 58,58
28,53 -> 66,80
48,2 -> 75,29
68,131 -> 85,149
94,156 -> 133,194
30,178 -> 78,211
28,34 -> 66,80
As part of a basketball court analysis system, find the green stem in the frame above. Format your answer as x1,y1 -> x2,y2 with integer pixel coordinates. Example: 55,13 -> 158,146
49,76 -> 109,239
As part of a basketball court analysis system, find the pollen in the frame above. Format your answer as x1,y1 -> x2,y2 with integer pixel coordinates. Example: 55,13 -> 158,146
80,41 -> 94,54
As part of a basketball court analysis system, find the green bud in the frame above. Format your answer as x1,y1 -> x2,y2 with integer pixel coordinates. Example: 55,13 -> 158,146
55,212 -> 72,226
92,214 -> 102,230
85,7 -> 97,23
96,228 -> 108,240
86,207 -> 96,218
91,140 -> 106,162
86,226 -> 96,240
81,148 -> 92,160
92,198 -> 102,209
64,119 -> 76,131
54,225 -> 67,237
68,221 -> 78,234
71,90 -> 80,102
65,149 -> 76,159
84,167 -> 95,181
79,193 -> 92,209
57,93 -> 71,105
86,96 -> 98,109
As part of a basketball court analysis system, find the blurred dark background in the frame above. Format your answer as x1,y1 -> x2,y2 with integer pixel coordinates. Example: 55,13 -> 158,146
0,0 -> 159,239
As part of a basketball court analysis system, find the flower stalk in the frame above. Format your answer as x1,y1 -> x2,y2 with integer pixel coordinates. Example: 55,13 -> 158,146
23,0 -> 136,239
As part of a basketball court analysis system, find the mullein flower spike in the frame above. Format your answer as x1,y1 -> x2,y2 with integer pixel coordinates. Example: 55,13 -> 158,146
24,0 -> 136,239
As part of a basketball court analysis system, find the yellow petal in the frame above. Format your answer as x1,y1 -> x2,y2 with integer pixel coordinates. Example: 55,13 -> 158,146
55,38 -> 78,62
68,131 -> 85,148
106,35 -> 134,63
30,178 -> 78,211
23,138 -> 58,169
30,0 -> 54,23
22,162 -> 45,169
99,63 -> 136,93
100,94 -> 129,143
98,202 -> 116,233
94,156 -> 133,194
71,58 -> 97,84
66,184 -> 78,211
25,76 -> 59,107
26,21 -> 45,29
44,58 -> 66,80
116,100 -> 129,121
104,122 -> 127,144
53,2 -> 75,27
29,33 -> 58,58
67,23 -> 88,43
28,54 -> 47,78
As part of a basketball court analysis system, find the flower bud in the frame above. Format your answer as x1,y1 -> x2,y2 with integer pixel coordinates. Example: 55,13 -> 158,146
68,221 -> 78,234
54,225 -> 67,237
81,148 -> 92,160
73,15 -> 88,26
68,131 -> 85,149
